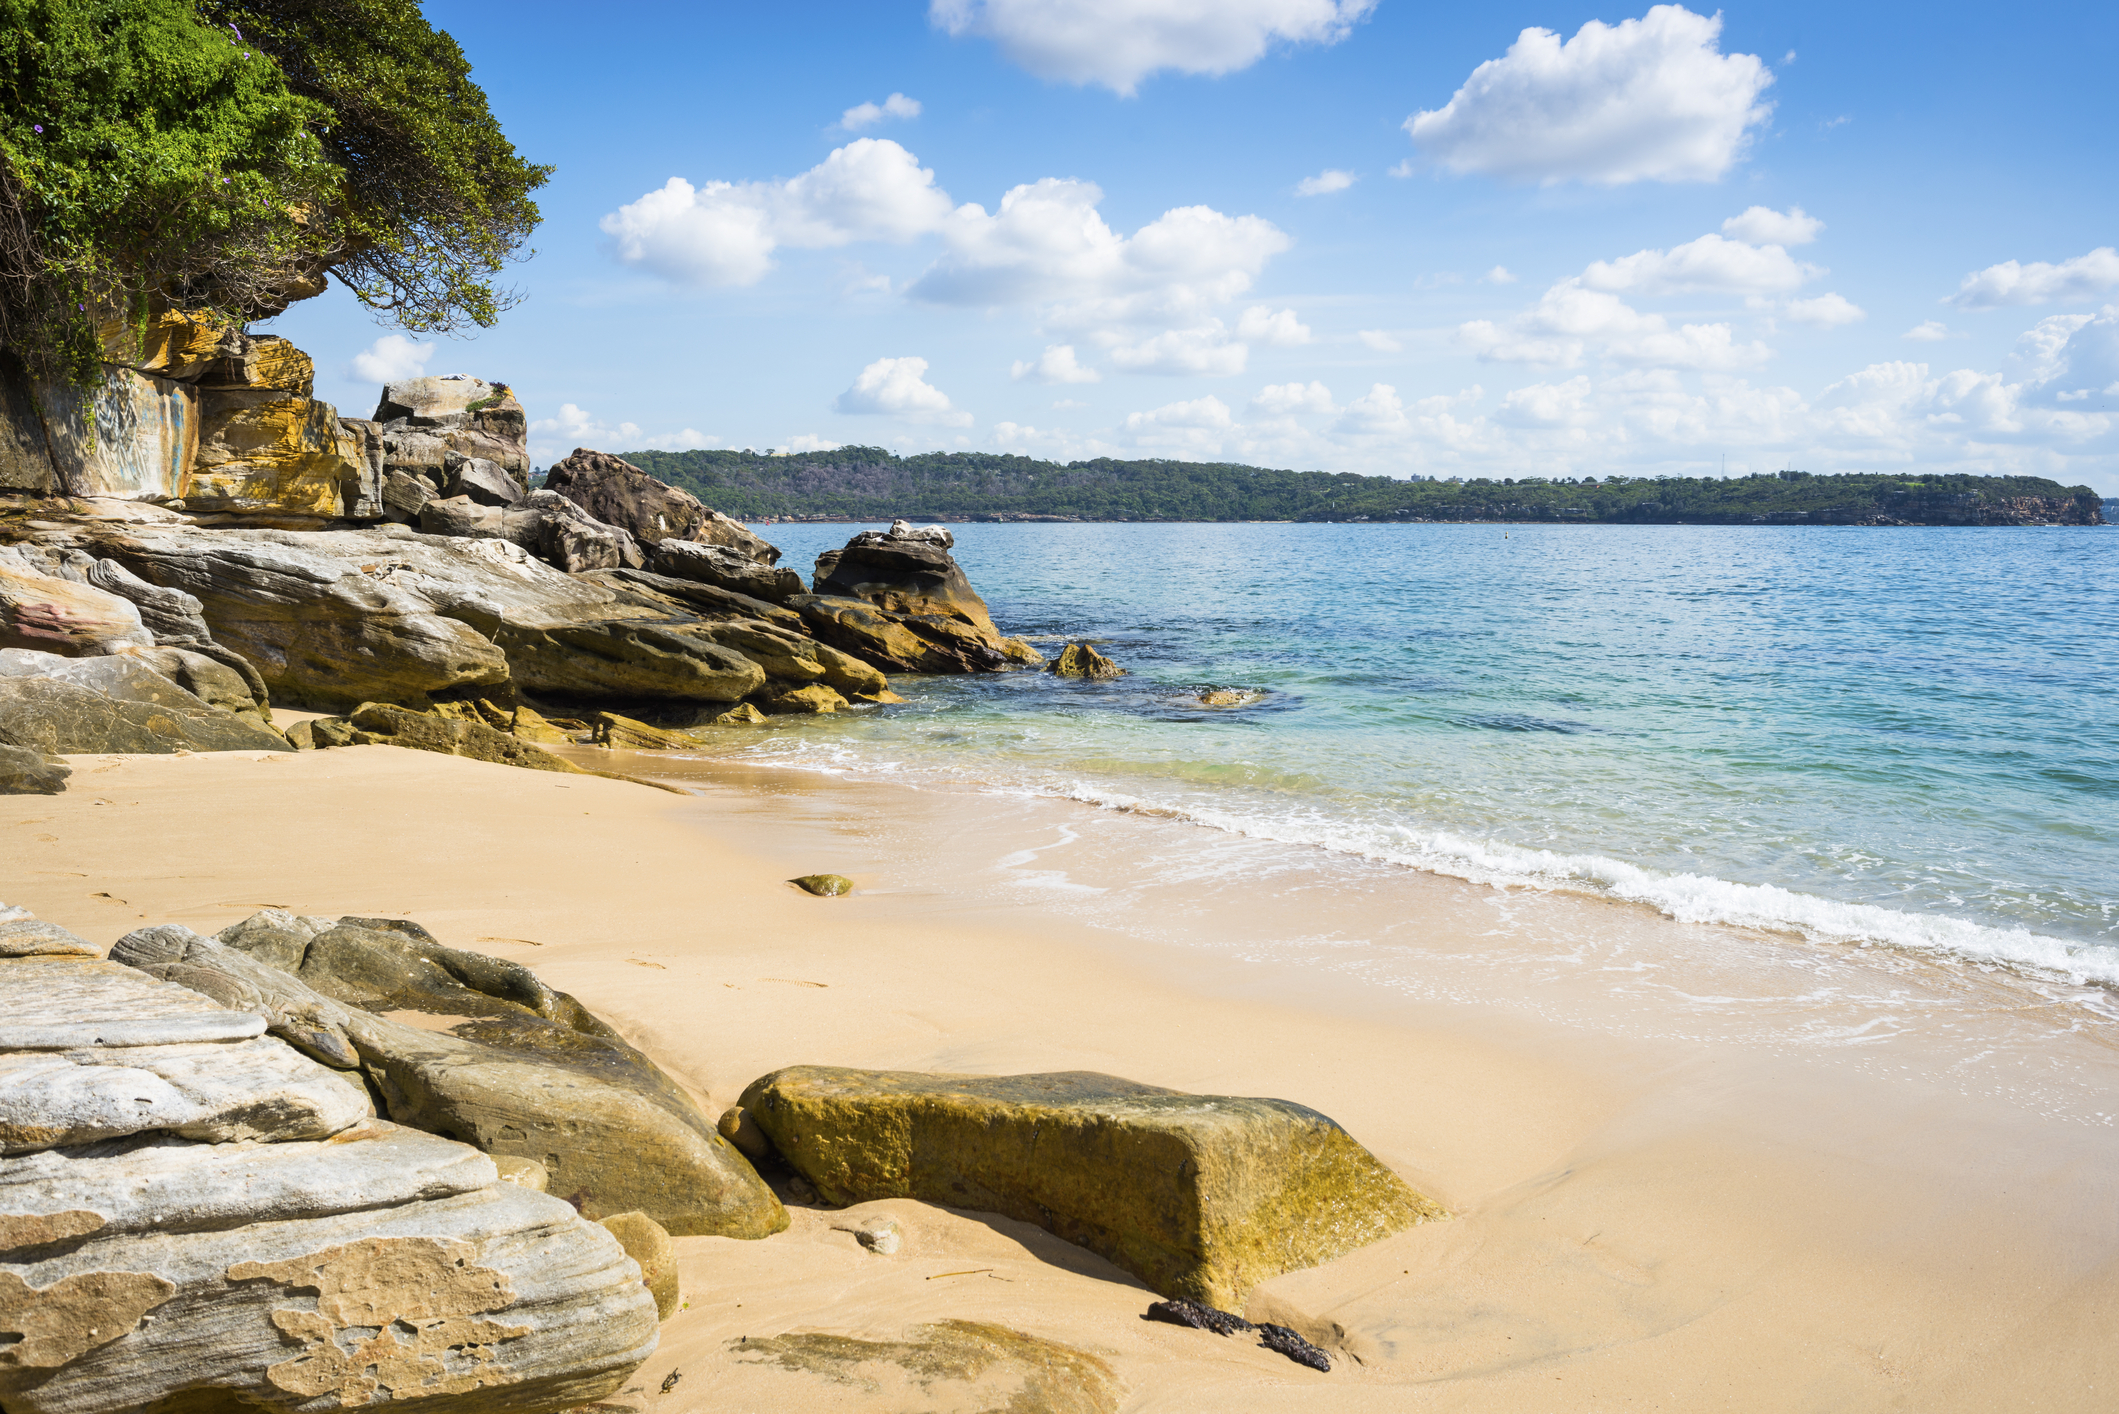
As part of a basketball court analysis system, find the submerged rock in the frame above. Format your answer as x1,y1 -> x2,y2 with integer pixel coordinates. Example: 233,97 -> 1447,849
730,1320 -> 1118,1414
711,702 -> 770,726
739,1066 -> 1445,1309
759,682 -> 846,715
1048,642 -> 1123,679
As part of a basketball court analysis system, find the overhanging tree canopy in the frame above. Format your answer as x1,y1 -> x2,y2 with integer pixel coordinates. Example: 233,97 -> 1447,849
0,0 -> 548,386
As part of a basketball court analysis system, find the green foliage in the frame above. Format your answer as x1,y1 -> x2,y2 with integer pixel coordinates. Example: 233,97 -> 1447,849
0,0 -> 335,382
0,0 -> 547,387
622,447 -> 2106,528
197,0 -> 551,334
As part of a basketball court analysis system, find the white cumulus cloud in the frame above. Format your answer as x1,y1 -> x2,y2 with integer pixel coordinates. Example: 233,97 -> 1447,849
601,139 -> 954,287
1296,169 -> 1357,196
1333,383 -> 1411,436
1405,5 -> 1773,185
350,334 -> 434,383
931,0 -> 1376,95
782,434 -> 843,454
1722,205 -> 1823,245
1250,381 -> 1336,415
840,93 -> 922,131
1947,248 -> 2119,309
834,356 -> 973,425
1236,306 -> 1312,346
1357,329 -> 1403,352
1107,325 -> 1250,376
1011,344 -> 1102,384
1483,266 -> 1518,284
1460,279 -> 1770,371
1582,232 -> 1820,296
1905,321 -> 1954,342
1784,293 -> 1866,329
1125,394 -> 1235,430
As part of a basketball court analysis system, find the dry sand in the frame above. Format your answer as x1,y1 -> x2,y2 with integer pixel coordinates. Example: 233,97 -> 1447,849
6,743 -> 2115,1411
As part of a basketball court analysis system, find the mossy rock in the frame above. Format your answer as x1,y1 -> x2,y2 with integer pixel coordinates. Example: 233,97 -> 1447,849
347,701 -> 585,774
732,1320 -> 1118,1414
790,874 -> 853,897
600,1210 -> 679,1320
1048,642 -> 1123,679
739,1066 -> 1444,1308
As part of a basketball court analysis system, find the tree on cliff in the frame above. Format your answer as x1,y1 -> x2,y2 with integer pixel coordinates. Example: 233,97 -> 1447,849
0,0 -> 549,386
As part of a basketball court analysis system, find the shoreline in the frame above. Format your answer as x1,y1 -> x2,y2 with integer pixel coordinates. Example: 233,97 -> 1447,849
10,743 -> 2116,1408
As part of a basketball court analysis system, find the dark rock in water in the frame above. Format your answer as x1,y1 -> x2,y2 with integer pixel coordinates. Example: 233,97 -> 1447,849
1049,642 -> 1123,679
790,874 -> 853,897
545,448 -> 777,559
809,524 -> 1041,673
0,743 -> 69,794
1258,1322 -> 1331,1372
1145,1299 -> 1256,1336
0,649 -> 291,753
739,1065 -> 1445,1308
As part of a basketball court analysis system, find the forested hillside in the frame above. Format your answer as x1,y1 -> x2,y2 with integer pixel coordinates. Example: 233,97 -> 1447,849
616,447 -> 2104,527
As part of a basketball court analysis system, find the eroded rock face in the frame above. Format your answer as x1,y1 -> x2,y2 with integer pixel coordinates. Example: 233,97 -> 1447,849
0,562 -> 153,657
739,1066 -> 1446,1309
0,650 -> 291,754
544,449 -> 777,560
806,525 -> 1042,674
647,538 -> 803,602
113,918 -> 789,1241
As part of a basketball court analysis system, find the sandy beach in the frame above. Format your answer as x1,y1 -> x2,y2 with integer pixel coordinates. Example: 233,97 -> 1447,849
7,740 -> 2116,1411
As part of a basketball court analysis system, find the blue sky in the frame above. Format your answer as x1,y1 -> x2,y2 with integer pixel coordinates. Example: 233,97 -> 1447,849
270,1 -> 2119,491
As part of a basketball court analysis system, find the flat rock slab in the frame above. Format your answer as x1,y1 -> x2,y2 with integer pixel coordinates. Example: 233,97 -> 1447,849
0,1182 -> 658,1414
0,1120 -> 496,1251
728,1320 -> 1119,1414
740,1067 -> 1446,1309
0,912 -> 96,959
0,956 -> 255,1036
0,1027 -> 371,1155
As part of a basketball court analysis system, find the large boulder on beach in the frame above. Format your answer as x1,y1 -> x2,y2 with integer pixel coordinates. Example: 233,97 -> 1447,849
544,449 -> 778,559
341,702 -> 587,773
0,744 -> 68,794
0,649 -> 291,754
113,917 -> 790,1241
810,525 -> 1041,672
739,1066 -> 1445,1309
0,562 -> 153,656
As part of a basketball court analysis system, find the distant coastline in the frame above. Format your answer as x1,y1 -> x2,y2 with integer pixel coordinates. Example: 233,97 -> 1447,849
612,447 -> 2106,528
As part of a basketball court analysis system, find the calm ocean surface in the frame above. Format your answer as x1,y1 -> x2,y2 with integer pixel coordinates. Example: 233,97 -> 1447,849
709,522 -> 2118,985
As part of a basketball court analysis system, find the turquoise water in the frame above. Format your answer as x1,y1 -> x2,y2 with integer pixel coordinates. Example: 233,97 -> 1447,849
711,522 -> 2119,983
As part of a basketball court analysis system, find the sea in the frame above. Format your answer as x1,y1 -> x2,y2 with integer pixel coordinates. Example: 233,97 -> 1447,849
691,521 -> 2117,1015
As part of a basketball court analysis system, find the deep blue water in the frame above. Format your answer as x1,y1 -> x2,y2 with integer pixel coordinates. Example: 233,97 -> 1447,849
709,522 -> 2119,981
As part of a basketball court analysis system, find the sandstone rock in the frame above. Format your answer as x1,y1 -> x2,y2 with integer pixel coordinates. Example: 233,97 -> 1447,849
812,526 -> 1041,671
789,874 -> 853,898
0,564 -> 153,656
849,1217 -> 900,1255
682,620 -> 887,698
0,650 -> 292,754
886,518 -> 953,548
422,493 -> 508,539
0,1181 -> 658,1414
788,594 -> 943,674
491,621 -> 765,703
184,389 -> 368,518
590,712 -> 698,752
510,705 -> 577,745
582,568 -> 806,633
495,1154 -> 550,1190
730,1320 -> 1119,1414
35,367 -> 197,499
126,645 -> 266,723
96,309 -> 235,382
545,450 -> 776,558
716,1105 -> 773,1163
1049,642 -> 1123,679
0,745 -> 68,795
381,466 -> 436,522
598,1212 -> 678,1320
759,683 -> 846,715
195,333 -> 313,396
646,539 -> 803,602
447,455 -> 526,507
374,378 -> 531,481
376,375 -> 503,422
711,703 -> 769,726
1198,687 -> 1264,707
116,922 -> 789,1241
0,909 -> 97,958
738,1066 -> 1445,1309
345,703 -> 585,775
511,489 -> 645,572
0,363 -> 56,495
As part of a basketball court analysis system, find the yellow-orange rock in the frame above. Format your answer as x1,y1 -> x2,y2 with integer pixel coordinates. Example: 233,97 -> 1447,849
184,393 -> 365,517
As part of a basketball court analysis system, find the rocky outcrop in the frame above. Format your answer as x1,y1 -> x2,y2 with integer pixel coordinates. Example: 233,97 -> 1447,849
739,1066 -> 1444,1309
0,558 -> 153,657
544,449 -> 778,559
647,537 -> 804,602
1049,642 -> 1122,679
0,650 -> 291,754
374,376 -> 531,482
113,914 -> 789,1240
0,744 -> 68,793
330,702 -> 586,773
0,929 -> 662,1414
807,523 -> 1041,673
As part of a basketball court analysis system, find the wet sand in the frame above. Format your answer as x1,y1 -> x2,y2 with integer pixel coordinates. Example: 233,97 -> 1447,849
6,743 -> 2115,1410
